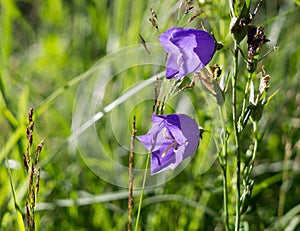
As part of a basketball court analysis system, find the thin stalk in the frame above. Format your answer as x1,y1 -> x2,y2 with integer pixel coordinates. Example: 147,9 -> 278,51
240,72 -> 253,124
128,116 -> 136,231
6,156 -> 26,231
243,121 -> 258,180
134,152 -> 150,231
240,120 -> 258,212
232,42 -> 241,231
219,104 -> 230,231
277,131 -> 292,217
251,121 -> 258,165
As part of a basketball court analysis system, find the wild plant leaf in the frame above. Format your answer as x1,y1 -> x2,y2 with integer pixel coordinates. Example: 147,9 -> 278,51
195,66 -> 224,106
293,0 -> 300,6
5,156 -> 26,231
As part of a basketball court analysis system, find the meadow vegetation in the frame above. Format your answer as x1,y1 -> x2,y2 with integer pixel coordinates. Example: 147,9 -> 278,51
0,0 -> 300,230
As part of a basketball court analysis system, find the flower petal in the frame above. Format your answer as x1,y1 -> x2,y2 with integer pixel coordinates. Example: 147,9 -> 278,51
193,30 -> 216,66
137,113 -> 201,175
177,114 -> 200,159
158,27 -> 216,79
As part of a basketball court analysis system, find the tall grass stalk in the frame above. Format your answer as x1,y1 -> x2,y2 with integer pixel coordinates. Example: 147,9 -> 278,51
128,116 -> 136,231
23,108 -> 43,231
232,42 -> 241,231
219,104 -> 230,231
6,156 -> 26,231
134,153 -> 150,231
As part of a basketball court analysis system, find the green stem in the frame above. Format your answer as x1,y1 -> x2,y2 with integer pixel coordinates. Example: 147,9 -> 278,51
251,121 -> 258,168
134,152 -> 150,231
219,104 -> 230,231
6,156 -> 26,231
240,72 -> 253,122
232,42 -> 241,231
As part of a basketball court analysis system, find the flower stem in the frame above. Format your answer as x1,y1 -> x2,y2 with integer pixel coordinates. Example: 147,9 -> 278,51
219,104 -> 230,231
252,121 -> 258,167
134,152 -> 150,231
232,42 -> 241,231
240,72 -> 253,125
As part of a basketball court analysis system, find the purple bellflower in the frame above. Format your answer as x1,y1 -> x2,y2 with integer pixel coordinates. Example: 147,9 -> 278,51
137,114 -> 200,175
158,27 -> 216,80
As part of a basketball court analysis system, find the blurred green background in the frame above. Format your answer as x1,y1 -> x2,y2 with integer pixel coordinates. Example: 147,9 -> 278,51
0,0 -> 299,230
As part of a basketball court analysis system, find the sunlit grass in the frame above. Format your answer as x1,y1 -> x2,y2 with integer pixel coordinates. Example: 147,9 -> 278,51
0,0 -> 300,230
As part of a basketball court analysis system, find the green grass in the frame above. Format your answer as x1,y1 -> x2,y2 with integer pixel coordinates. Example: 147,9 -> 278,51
1,0 -> 300,230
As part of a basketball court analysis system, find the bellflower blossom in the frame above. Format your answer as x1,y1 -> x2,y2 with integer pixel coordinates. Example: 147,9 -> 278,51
137,114 -> 200,175
158,27 -> 216,80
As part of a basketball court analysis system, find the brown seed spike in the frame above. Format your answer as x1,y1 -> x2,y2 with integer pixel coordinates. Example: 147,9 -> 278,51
150,8 -> 157,19
26,201 -> 30,225
28,107 -> 34,123
35,140 -> 44,165
152,77 -> 160,114
184,5 -> 194,14
28,108 -> 34,133
127,116 -> 136,231
149,17 -> 159,31
35,167 -> 41,197
139,34 -> 150,54
32,187 -> 36,207
22,152 -> 29,173
188,10 -> 204,23
29,164 -> 34,186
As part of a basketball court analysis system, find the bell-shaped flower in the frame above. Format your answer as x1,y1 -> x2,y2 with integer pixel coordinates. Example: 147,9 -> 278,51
158,27 -> 216,80
137,114 -> 200,175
